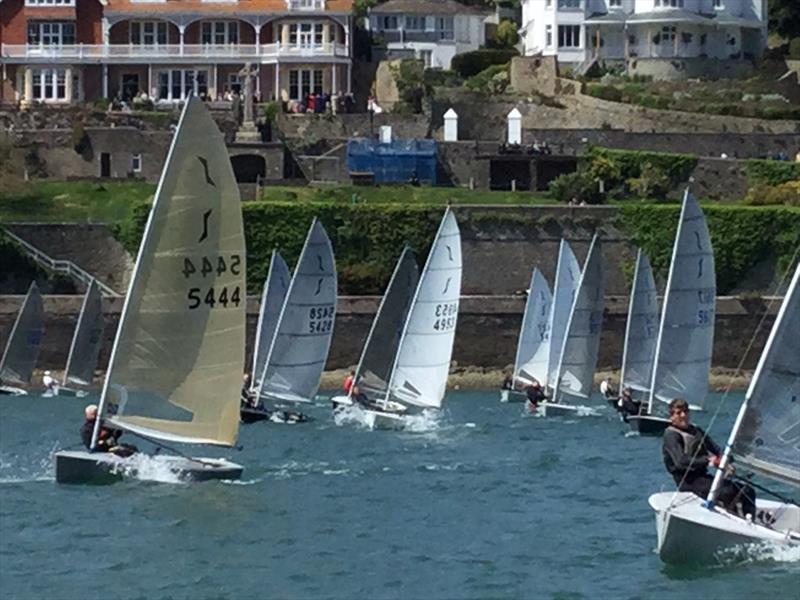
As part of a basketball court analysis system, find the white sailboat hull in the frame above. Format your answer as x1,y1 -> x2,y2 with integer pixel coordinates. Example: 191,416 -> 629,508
649,491 -> 800,565
538,402 -> 601,417
54,450 -> 243,484
331,395 -> 409,430
43,386 -> 88,398
0,385 -> 27,396
500,389 -> 526,403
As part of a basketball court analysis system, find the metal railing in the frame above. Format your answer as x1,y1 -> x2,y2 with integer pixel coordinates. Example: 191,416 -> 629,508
1,42 -> 349,61
2,228 -> 121,297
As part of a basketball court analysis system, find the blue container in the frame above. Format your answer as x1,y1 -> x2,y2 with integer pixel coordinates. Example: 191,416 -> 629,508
347,138 -> 437,185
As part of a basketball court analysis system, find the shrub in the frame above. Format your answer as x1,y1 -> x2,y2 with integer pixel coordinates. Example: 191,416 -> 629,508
584,147 -> 697,188
259,101 -> 279,123
627,162 -> 671,200
451,48 -> 519,79
492,19 -> 519,49
424,69 -> 463,88
585,83 -> 623,102
746,159 -> 800,186
465,64 -> 510,94
744,181 -> 800,206
390,59 -> 428,113
789,37 -> 800,59
548,172 -> 602,204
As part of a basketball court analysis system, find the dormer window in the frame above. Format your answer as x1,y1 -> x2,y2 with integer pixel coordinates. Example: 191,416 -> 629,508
654,0 -> 684,7
609,0 -> 621,8
286,0 -> 325,10
25,0 -> 75,5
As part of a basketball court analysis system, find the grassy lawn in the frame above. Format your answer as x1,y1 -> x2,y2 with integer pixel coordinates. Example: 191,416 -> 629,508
261,184 -> 557,205
0,180 -> 156,223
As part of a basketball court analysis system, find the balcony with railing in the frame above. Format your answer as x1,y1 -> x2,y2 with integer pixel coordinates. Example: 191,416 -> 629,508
0,42 -> 349,62
377,30 -> 455,44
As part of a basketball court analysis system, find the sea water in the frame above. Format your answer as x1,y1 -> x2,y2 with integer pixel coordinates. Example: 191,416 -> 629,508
1,391 -> 797,599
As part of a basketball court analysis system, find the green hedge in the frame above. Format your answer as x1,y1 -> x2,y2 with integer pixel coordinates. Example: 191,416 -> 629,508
451,48 -> 518,79
745,159 -> 800,186
618,204 -> 800,293
584,147 -> 698,186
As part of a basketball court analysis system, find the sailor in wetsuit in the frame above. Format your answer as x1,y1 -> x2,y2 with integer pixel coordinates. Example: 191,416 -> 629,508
662,397 -> 756,519
617,387 -> 642,422
525,380 -> 547,413
80,404 -> 137,457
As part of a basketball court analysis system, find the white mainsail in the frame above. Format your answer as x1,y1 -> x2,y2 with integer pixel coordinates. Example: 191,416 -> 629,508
620,249 -> 659,394
728,263 -> 800,486
546,240 -> 580,389
513,268 -> 553,387
97,97 -> 246,447
386,208 -> 462,409
648,190 -> 715,412
251,250 -> 290,388
63,279 -> 104,387
354,246 -> 419,398
0,281 -> 44,384
257,218 -> 337,404
554,234 -> 605,402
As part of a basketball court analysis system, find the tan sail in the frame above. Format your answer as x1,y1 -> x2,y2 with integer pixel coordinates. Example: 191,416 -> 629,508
101,97 -> 246,446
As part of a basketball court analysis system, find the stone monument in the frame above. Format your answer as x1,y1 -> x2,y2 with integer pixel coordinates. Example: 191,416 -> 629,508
235,63 -> 261,144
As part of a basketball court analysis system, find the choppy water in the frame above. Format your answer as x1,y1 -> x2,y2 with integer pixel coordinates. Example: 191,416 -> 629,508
1,391 -> 797,599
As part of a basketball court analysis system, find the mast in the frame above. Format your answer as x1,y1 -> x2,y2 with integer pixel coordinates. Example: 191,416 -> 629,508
707,263 -> 800,506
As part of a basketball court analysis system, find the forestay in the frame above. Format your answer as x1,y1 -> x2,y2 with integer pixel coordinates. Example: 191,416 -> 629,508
513,268 -> 552,387
731,263 -> 800,486
99,97 -> 246,447
0,281 -> 44,384
648,190 -> 715,411
354,246 -> 419,398
546,241 -> 580,389
251,250 -> 290,388
554,235 -> 604,402
386,208 -> 462,409
63,279 -> 104,386
258,218 -> 337,404
620,249 -> 659,394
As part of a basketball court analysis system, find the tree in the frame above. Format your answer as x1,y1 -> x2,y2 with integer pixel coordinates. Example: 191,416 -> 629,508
492,19 -> 519,49
770,0 -> 800,38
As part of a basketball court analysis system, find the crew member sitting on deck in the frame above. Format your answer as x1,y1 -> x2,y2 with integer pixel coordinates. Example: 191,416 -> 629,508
343,370 -> 355,394
80,404 -> 137,457
525,380 -> 547,413
241,373 -> 259,409
501,371 -> 514,391
599,377 -> 615,400
662,397 -> 757,520
42,370 -> 57,394
617,387 -> 642,422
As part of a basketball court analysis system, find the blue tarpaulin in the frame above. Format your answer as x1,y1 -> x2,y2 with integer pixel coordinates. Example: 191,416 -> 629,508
347,138 -> 437,185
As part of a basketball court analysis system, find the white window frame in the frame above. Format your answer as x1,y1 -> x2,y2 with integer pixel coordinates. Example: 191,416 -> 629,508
155,68 -> 209,102
660,25 -> 677,43
558,25 -> 581,48
380,15 -> 398,30
288,68 -> 323,101
557,0 -> 581,9
25,0 -> 75,5
437,17 -> 454,40
416,49 -> 433,68
608,0 -> 622,8
404,16 -> 425,31
289,22 -> 324,47
31,68 -> 68,102
201,21 -> 239,45
712,0 -> 724,8
131,154 -> 142,173
545,24 -> 553,47
27,21 -> 76,47
130,21 -> 169,46
655,0 -> 684,7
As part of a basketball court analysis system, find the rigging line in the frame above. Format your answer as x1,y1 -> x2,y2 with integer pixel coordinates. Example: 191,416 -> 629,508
668,243 -> 800,511
731,473 -> 798,506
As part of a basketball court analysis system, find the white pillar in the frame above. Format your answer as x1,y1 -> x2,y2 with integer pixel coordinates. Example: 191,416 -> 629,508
507,107 -> 521,145
274,63 -> 279,101
346,61 -> 351,93
332,64 -> 337,95
102,17 -> 110,44
210,63 -> 217,99
64,66 -> 73,103
443,107 -> 458,142
255,65 -> 261,99
148,64 -> 153,98
102,64 -> 108,98
179,25 -> 186,56
23,67 -> 33,105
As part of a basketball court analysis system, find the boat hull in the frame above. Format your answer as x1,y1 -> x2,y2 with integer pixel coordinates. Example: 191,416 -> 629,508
500,389 -> 526,403
331,395 -> 408,430
649,491 -> 800,564
0,385 -> 27,396
54,450 -> 243,484
538,402 -> 600,417
627,415 -> 671,436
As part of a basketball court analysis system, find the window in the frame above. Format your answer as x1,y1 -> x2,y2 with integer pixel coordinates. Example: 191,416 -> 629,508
131,154 -> 142,173
404,16 -> 425,31
417,49 -> 432,67
545,0 -> 552,7
655,0 -> 684,6
558,0 -> 581,8
437,17 -> 454,40
713,0 -> 723,7
201,21 -> 239,45
155,69 -> 209,101
130,21 -> 168,46
289,22 -> 324,46
27,22 -> 76,46
380,16 -> 398,30
227,73 -> 242,94
660,26 -> 676,43
30,68 -> 68,101
545,25 -> 553,47
288,68 -> 323,100
558,25 -> 581,48
609,0 -> 622,7
25,0 -> 75,5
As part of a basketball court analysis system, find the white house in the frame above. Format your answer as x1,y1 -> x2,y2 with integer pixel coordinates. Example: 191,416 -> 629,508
519,0 -> 767,68
367,0 -> 491,70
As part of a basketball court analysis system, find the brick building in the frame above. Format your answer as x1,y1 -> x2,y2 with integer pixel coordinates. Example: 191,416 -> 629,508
0,0 -> 354,105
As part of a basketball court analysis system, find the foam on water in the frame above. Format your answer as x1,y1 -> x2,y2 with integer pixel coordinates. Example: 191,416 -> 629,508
123,454 -> 189,484
715,540 -> 800,566
401,409 -> 442,433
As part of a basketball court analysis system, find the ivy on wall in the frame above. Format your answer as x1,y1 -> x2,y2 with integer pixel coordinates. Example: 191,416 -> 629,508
745,159 -> 800,186
583,147 -> 698,187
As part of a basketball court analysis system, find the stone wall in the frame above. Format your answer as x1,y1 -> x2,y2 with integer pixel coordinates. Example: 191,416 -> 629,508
0,294 -> 779,376
627,57 -> 756,81
276,112 -> 430,143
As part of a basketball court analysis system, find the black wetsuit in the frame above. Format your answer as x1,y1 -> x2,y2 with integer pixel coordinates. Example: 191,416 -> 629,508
618,395 -> 642,422
501,376 -> 513,391
526,386 -> 546,405
663,424 -> 756,517
80,419 -> 129,453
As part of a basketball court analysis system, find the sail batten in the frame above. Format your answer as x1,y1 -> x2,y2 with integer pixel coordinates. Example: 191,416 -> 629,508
96,97 -> 246,447
257,218 -> 337,403
0,282 -> 44,384
648,191 -> 715,412
386,209 -> 462,409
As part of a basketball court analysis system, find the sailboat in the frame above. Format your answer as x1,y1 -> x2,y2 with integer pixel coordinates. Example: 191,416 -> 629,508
0,281 -> 44,396
344,208 -> 461,430
628,190 -> 716,436
500,268 -> 552,403
241,250 -> 290,424
54,97 -> 246,484
254,218 -> 337,412
50,279 -> 105,397
613,248 -> 659,411
545,240 -> 581,396
330,245 -> 419,419
649,262 -> 800,564
543,234 -> 605,417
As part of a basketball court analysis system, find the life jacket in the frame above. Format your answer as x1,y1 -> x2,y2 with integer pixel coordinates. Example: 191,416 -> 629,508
343,375 -> 354,393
